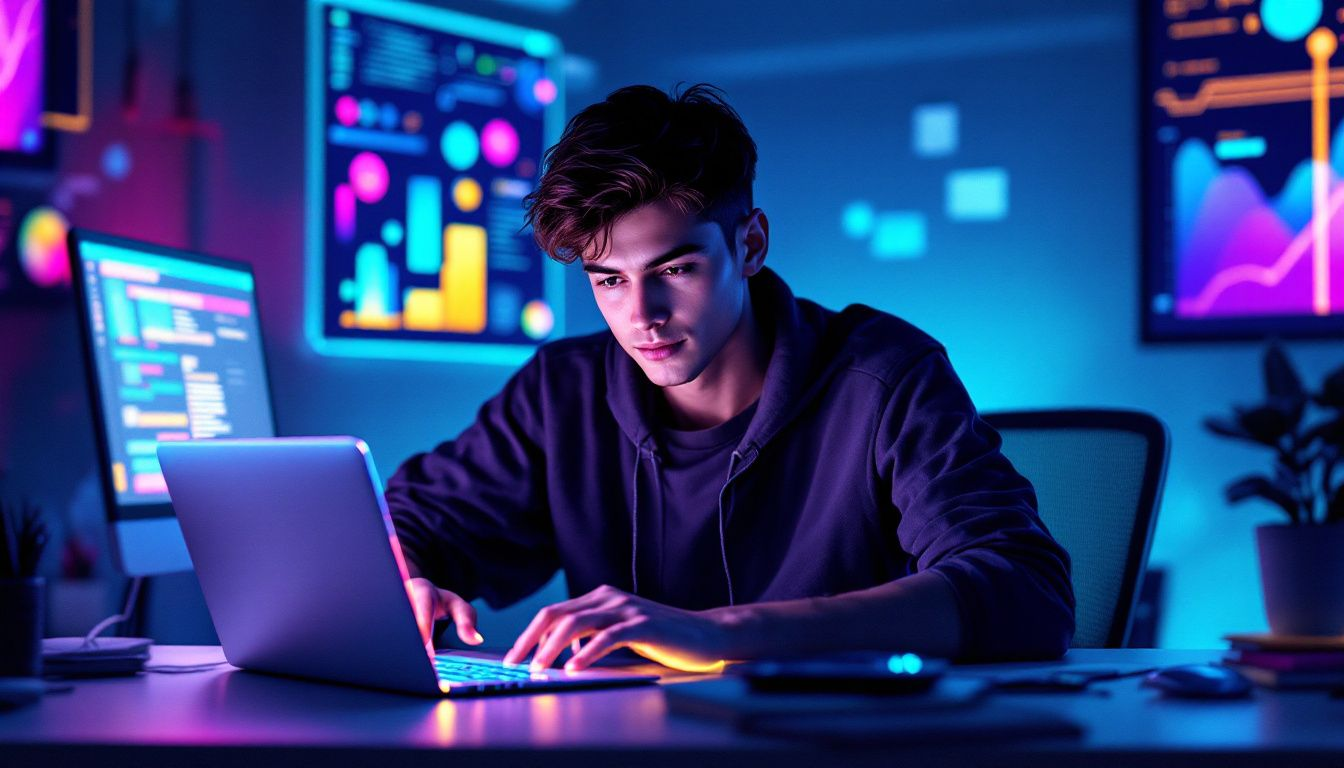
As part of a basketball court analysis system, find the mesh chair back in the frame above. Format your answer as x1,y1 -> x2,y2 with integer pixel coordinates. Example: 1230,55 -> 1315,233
984,409 -> 1169,648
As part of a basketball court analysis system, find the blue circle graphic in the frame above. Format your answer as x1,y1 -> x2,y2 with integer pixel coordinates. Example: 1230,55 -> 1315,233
442,121 -> 479,171
1262,0 -> 1321,41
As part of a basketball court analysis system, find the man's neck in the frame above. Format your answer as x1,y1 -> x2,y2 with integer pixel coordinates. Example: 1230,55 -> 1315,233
659,294 -> 770,431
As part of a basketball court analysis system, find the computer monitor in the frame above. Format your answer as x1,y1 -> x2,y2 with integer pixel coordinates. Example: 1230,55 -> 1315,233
69,230 -> 277,576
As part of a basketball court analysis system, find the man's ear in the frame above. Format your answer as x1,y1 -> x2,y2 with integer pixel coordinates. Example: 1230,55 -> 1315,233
739,208 -> 769,278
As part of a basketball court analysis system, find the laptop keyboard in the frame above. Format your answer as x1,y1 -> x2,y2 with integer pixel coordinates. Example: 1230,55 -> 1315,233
434,656 -> 537,683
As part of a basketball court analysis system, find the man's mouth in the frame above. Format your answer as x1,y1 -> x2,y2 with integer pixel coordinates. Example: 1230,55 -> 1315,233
634,340 -> 684,361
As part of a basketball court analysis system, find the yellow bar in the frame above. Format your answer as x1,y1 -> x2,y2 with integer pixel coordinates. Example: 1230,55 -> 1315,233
441,224 -> 488,333
404,288 -> 445,331
135,412 -> 191,429
112,462 -> 128,494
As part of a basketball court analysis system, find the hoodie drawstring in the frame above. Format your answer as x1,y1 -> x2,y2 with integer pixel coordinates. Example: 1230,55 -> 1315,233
718,451 -> 741,606
630,440 -> 645,595
631,439 -> 743,607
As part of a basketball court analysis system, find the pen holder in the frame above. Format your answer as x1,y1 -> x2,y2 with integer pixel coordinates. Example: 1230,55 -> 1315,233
0,576 -> 45,677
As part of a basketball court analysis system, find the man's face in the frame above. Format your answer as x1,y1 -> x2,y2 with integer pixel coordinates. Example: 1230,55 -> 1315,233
583,199 -> 748,388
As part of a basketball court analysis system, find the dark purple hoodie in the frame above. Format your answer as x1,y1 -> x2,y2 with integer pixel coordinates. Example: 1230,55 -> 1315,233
386,268 -> 1075,661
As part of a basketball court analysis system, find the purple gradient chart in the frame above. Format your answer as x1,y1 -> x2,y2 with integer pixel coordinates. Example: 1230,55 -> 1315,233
1144,1 -> 1344,339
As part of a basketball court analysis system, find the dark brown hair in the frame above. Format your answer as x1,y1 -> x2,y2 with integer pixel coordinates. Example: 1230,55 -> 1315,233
524,83 -> 757,263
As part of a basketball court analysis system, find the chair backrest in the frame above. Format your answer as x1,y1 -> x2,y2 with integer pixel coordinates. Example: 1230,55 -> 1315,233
983,409 -> 1169,648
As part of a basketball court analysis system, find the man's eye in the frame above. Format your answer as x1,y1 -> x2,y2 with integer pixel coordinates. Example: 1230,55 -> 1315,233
595,276 -> 622,288
663,265 -> 690,277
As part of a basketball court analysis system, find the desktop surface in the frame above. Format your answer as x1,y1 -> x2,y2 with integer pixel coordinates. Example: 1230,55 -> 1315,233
5,646 -> 1344,766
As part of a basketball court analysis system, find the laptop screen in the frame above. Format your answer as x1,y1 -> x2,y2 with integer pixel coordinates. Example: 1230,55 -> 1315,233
72,232 -> 276,518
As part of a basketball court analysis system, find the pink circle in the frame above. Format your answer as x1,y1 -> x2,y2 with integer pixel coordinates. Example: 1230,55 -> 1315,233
335,95 -> 360,127
533,78 -> 557,106
480,119 -> 520,168
348,152 -> 389,204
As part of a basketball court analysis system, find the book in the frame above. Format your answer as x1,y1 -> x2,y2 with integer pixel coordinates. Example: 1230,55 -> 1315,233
1224,649 -> 1344,672
1225,663 -> 1344,690
1223,632 -> 1344,652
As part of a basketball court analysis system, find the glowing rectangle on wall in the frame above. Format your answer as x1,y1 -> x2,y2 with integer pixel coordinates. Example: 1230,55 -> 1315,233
946,167 -> 1009,221
406,176 -> 443,275
913,103 -> 959,158
307,0 -> 566,364
442,224 -> 487,333
871,211 -> 927,260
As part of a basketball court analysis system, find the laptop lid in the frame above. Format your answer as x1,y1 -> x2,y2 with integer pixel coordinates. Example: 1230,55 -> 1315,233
157,436 -> 442,696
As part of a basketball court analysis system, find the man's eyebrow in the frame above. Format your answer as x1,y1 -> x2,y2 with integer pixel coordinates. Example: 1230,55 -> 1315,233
582,243 -> 703,275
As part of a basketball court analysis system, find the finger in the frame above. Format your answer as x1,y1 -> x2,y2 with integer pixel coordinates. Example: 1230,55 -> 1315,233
408,582 -> 437,644
531,611 -> 613,671
564,619 -> 642,672
444,593 -> 483,646
503,589 -> 615,665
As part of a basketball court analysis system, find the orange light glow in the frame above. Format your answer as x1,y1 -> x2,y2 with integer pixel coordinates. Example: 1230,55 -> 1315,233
627,643 -> 726,674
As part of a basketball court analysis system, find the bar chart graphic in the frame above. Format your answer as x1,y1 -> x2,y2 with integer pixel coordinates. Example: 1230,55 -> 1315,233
308,0 -> 564,362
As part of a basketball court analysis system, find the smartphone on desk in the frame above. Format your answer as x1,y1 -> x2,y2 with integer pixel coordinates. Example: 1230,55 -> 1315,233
735,652 -> 947,694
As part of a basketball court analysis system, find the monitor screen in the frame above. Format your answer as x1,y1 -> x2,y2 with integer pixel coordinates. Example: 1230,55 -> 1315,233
72,232 -> 276,519
1142,1 -> 1344,340
0,0 -> 47,156
306,0 -> 565,363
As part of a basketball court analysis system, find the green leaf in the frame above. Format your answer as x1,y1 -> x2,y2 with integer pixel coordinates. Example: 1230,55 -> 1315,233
1318,364 -> 1344,409
1329,484 -> 1344,524
1264,343 -> 1306,407
1236,404 -> 1295,445
1226,474 -> 1301,522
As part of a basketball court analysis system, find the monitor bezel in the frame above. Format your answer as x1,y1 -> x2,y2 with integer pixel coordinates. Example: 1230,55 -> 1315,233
67,229 -> 280,529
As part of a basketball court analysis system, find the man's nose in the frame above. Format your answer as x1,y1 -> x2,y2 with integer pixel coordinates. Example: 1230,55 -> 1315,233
629,280 -> 669,331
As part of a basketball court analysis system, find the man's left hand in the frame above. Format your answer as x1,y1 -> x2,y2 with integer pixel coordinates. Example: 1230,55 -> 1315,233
502,585 -> 733,672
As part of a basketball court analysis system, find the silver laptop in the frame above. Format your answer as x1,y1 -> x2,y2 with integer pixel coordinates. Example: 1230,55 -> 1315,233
157,436 -> 657,697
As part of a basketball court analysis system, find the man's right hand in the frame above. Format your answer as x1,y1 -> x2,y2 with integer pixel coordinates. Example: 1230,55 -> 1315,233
407,577 -> 484,647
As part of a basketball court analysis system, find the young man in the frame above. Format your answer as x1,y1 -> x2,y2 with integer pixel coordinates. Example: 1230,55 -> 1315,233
386,84 -> 1074,673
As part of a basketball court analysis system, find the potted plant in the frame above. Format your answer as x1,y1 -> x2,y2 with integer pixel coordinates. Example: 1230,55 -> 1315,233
0,497 -> 49,676
1205,343 -> 1344,636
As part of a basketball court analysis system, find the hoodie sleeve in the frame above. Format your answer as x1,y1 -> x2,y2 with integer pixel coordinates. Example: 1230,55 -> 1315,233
384,353 -> 559,609
875,349 -> 1075,661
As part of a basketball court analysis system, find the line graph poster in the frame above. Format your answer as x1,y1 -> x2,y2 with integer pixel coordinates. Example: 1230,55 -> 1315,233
1144,0 -> 1344,339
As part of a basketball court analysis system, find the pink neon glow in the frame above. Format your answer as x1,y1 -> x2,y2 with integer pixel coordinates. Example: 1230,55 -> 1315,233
533,78 -> 557,106
1179,183 -> 1344,317
334,183 -> 355,242
480,119 -> 520,168
124,284 -> 251,316
140,364 -> 165,375
99,259 -> 161,283
348,151 -> 389,204
335,95 -> 360,127
133,472 -> 168,495
155,432 -> 191,441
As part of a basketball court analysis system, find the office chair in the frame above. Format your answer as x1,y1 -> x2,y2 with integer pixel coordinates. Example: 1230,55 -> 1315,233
983,409 -> 1169,648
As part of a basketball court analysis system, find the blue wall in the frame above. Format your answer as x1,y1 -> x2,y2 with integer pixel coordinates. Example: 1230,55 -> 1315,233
1,0 -> 1339,647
